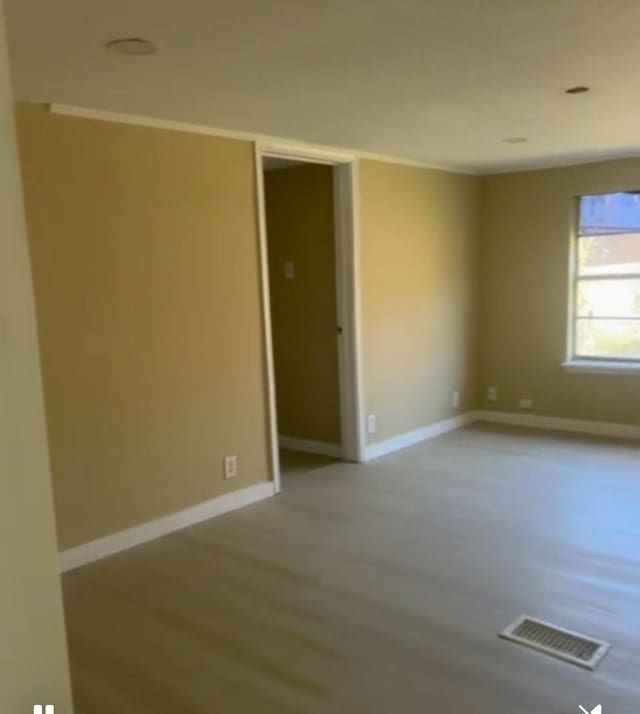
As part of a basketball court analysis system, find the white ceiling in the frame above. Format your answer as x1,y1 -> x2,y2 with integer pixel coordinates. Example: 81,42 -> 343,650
6,0 -> 640,173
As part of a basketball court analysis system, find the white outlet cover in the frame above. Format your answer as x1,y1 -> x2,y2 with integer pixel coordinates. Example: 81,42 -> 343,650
488,386 -> 497,401
223,455 -> 237,479
452,391 -> 460,408
367,414 -> 376,434
519,398 -> 534,410
284,261 -> 295,279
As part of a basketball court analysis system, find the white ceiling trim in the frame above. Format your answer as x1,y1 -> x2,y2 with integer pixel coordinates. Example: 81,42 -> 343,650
481,149 -> 640,176
49,104 -> 640,177
49,103 -> 479,176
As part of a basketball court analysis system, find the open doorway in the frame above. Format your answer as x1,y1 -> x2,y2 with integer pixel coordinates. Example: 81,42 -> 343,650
255,144 -> 365,492
264,158 -> 342,482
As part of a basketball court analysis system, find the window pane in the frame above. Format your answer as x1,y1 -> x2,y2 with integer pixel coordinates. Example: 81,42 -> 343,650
577,278 -> 640,318
579,192 -> 640,235
578,232 -> 640,276
576,318 -> 640,359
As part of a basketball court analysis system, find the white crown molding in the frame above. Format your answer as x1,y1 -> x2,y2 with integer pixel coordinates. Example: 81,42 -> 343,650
278,435 -> 342,458
58,481 -> 275,572
484,149 -> 640,176
48,103 -> 478,175
45,104 -> 640,177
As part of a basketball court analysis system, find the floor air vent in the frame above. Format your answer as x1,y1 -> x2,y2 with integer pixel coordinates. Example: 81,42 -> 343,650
499,615 -> 611,670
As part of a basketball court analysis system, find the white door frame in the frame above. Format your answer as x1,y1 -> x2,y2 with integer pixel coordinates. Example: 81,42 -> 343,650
254,141 -> 366,493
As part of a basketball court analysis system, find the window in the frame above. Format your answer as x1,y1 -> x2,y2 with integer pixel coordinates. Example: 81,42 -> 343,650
571,192 -> 640,363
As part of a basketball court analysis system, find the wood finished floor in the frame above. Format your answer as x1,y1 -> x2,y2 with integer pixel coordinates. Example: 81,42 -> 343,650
62,425 -> 640,714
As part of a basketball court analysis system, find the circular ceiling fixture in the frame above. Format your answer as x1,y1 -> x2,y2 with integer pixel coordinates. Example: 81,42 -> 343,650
502,137 -> 528,144
565,85 -> 590,95
106,38 -> 157,56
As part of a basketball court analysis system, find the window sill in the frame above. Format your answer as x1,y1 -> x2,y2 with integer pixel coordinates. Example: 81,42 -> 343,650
562,360 -> 640,375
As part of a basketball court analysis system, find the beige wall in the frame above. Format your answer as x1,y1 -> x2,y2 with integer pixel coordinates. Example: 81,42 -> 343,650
16,103 -> 271,550
0,9 -> 73,712
265,164 -> 341,445
15,104 -> 483,554
480,159 -> 640,425
360,160 -> 481,442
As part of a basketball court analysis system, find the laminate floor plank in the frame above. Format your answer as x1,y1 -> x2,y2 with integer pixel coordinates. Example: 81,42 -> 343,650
63,424 -> 640,713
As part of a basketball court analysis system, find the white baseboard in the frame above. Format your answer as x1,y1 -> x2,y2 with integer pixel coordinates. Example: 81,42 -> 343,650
58,411 -> 638,573
365,412 -> 478,460
278,435 -> 342,458
362,408 -> 640,462
58,481 -> 276,573
477,410 -> 640,441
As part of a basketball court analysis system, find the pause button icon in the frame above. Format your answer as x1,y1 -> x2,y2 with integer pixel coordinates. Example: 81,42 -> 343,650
33,707 -> 54,713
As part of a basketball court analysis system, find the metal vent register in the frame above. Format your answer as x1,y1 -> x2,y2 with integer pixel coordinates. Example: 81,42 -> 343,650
499,615 -> 611,670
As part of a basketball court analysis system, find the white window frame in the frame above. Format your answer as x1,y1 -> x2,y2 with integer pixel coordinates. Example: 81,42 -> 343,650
563,192 -> 640,375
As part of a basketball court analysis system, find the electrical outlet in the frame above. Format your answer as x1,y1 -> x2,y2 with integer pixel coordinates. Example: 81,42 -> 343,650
519,398 -> 533,410
487,386 -> 497,401
223,455 -> 237,479
284,261 -> 295,280
451,391 -> 460,409
367,414 -> 376,434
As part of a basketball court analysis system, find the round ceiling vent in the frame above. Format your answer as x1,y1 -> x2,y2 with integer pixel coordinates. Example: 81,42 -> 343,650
106,38 -> 157,56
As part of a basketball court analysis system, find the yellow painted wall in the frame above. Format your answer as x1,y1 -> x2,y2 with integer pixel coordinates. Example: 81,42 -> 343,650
0,13 -> 73,712
360,160 -> 481,442
16,103 -> 271,550
16,103 -> 483,553
265,164 -> 341,445
480,159 -> 640,424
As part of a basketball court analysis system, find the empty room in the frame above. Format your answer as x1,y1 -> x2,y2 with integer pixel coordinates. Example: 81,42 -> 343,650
2,2 -> 639,714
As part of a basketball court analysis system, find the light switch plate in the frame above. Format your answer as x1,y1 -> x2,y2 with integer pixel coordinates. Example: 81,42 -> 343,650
223,455 -> 237,479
